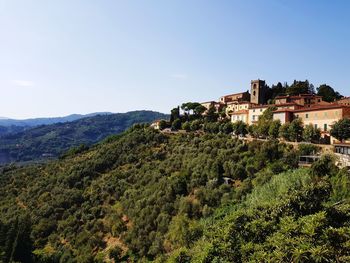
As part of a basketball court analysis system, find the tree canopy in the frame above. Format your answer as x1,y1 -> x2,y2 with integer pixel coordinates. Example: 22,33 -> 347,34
317,84 -> 343,102
330,118 -> 350,142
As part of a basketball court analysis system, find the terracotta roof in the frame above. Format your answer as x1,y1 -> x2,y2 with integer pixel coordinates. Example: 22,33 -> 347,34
237,101 -> 251,104
275,94 -> 322,99
226,101 -> 239,105
337,97 -> 350,101
200,101 -> 216,104
293,104 -> 350,113
250,104 -> 270,109
290,95 -> 322,99
275,102 -> 299,107
334,143 -> 350,147
227,101 -> 251,105
231,110 -> 249,115
273,109 -> 295,113
221,91 -> 249,98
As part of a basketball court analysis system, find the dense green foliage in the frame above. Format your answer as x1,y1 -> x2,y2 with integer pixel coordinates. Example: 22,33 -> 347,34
0,125 -> 26,137
317,84 -> 343,102
330,118 -> 350,142
264,80 -> 343,102
0,111 -> 167,164
0,126 -> 310,262
166,157 -> 350,262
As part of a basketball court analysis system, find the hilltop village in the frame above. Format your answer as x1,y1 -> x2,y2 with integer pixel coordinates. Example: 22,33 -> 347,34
201,80 -> 350,143
153,79 -> 350,149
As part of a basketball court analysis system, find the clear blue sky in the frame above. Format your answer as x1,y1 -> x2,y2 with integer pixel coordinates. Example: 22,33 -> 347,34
0,0 -> 349,119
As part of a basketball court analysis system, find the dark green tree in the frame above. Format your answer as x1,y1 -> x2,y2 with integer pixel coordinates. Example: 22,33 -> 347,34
286,80 -> 312,95
279,122 -> 291,141
205,106 -> 218,123
232,121 -> 248,137
302,124 -> 321,143
221,122 -> 233,134
194,105 -> 207,116
330,118 -> 350,142
171,119 -> 182,130
159,120 -> 168,130
181,121 -> 191,132
317,84 -> 342,102
190,120 -> 202,131
268,120 -> 281,139
288,118 -> 304,142
170,107 -> 180,123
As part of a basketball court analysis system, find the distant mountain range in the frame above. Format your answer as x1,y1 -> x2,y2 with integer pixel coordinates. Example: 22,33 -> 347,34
0,110 -> 168,164
0,112 -> 112,127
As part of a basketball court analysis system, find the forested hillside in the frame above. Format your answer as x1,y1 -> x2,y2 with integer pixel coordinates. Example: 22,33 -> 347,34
0,125 -> 26,137
1,126 -> 349,262
0,113 -> 111,128
0,111 -> 167,164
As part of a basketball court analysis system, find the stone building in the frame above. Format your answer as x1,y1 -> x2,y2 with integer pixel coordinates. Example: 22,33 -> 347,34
336,97 -> 350,106
250,79 -> 268,105
219,91 -> 250,104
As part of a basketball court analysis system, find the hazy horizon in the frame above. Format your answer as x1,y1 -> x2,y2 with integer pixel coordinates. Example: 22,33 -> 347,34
1,0 -> 349,119
0,109 -> 168,120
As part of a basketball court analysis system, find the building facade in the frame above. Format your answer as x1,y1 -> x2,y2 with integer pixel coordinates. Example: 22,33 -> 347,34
337,97 -> 350,106
250,79 -> 268,105
248,105 -> 269,125
293,105 -> 350,132
220,91 -> 250,104
200,80 -> 349,144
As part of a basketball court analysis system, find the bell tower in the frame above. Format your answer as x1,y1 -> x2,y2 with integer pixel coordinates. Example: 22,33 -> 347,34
250,79 -> 267,105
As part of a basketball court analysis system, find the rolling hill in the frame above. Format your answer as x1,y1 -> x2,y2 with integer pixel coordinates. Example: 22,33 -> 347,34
0,112 -> 112,127
0,127 -> 348,262
0,110 -> 167,164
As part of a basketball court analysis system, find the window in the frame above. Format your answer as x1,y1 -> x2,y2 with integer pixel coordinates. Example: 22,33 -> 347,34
305,113 -> 309,119
252,115 -> 256,121
324,124 -> 328,131
314,124 -> 317,129
253,109 -> 255,112
260,109 -> 263,112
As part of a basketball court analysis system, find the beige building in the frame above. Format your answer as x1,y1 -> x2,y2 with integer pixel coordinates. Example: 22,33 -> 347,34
248,105 -> 269,125
273,109 -> 294,124
200,101 -> 224,113
220,91 -> 250,104
226,101 -> 251,115
275,94 -> 328,108
294,105 -> 350,133
228,102 -> 251,124
150,120 -> 162,130
201,81 -> 350,145
337,97 -> 350,106
231,110 -> 249,123
248,103 -> 300,125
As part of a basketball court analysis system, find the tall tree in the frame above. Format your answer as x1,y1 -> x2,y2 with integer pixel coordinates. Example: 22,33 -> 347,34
286,80 -> 312,95
330,118 -> 350,142
268,120 -> 281,139
317,84 -> 342,102
288,118 -> 304,142
170,107 -> 180,123
205,106 -> 218,123
232,121 -> 248,137
302,124 -> 321,143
